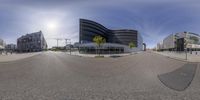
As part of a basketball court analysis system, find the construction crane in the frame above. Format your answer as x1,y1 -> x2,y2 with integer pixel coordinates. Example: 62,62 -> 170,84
46,38 -> 72,54
65,39 -> 71,46
65,39 -> 72,55
47,38 -> 71,47
55,38 -> 62,47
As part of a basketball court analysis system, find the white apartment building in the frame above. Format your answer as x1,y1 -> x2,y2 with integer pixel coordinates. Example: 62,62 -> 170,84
157,32 -> 200,51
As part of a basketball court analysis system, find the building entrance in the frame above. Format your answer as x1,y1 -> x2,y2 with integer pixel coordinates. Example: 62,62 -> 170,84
176,38 -> 184,51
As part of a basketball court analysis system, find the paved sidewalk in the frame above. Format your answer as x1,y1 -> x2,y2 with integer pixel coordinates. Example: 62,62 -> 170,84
0,52 -> 41,62
64,51 -> 142,57
154,51 -> 200,62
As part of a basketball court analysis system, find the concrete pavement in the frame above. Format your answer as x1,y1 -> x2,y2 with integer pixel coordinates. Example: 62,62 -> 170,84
0,51 -> 199,100
154,51 -> 200,62
0,52 -> 41,62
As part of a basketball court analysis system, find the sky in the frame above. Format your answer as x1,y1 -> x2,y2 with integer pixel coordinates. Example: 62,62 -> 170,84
0,0 -> 200,48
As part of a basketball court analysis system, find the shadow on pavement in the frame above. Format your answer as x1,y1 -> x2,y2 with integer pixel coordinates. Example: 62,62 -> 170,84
158,63 -> 197,91
109,55 -> 121,58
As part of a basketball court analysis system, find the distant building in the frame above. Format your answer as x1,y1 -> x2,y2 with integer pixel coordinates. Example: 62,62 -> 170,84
0,38 -> 6,54
51,46 -> 66,51
157,41 -> 163,51
163,34 -> 175,51
0,38 -> 5,50
157,32 -> 200,51
73,42 -> 80,48
17,31 -> 47,52
5,44 -> 17,52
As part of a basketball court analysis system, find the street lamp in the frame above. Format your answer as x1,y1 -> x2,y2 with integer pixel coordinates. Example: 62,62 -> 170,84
65,39 -> 71,55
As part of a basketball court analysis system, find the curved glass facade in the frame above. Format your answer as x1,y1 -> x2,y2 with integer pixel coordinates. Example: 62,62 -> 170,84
80,19 -> 110,44
79,19 -> 143,50
80,19 -> 142,47
110,30 -> 138,46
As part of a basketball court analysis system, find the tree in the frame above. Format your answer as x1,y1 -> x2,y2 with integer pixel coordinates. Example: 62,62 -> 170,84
129,41 -> 136,49
93,35 -> 106,55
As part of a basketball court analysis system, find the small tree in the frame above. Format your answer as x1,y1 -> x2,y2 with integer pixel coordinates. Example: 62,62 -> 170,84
129,42 -> 136,49
93,35 -> 106,55
129,42 -> 136,54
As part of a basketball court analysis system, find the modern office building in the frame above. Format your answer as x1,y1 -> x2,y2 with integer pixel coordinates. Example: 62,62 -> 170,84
157,32 -> 200,51
79,19 -> 144,54
17,31 -> 47,52
163,34 -> 175,51
5,44 -> 17,52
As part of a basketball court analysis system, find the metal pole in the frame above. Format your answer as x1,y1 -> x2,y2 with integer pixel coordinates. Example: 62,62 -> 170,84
57,39 -> 58,47
186,48 -> 187,60
65,39 -> 71,55
70,42 -> 71,55
184,43 -> 187,60
109,44 -> 110,54
65,39 -> 68,53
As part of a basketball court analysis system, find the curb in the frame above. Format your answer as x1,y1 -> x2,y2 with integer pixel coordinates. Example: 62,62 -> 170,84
152,52 -> 200,63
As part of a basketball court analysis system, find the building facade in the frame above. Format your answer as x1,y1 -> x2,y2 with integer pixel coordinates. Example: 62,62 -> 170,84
157,41 -> 163,51
5,44 -> 17,52
79,19 -> 144,54
0,38 -> 6,54
17,31 -> 47,52
157,32 -> 200,51
0,38 -> 6,50
163,34 -> 176,50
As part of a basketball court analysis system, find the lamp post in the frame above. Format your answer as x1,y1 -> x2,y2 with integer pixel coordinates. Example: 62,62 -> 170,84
69,42 -> 71,55
65,39 -> 71,55
185,47 -> 187,60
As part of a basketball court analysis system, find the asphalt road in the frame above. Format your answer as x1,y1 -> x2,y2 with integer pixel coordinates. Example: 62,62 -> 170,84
0,51 -> 199,100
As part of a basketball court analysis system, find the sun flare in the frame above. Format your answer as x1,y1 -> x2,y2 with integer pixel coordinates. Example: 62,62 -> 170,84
46,21 -> 58,31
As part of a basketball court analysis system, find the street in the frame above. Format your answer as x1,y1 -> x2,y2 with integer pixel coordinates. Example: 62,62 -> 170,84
0,51 -> 199,100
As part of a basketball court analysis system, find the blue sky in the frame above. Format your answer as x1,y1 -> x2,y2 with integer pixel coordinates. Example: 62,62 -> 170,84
0,0 -> 200,48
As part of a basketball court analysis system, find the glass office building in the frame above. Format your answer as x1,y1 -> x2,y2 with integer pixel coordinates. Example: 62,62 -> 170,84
79,19 -> 143,54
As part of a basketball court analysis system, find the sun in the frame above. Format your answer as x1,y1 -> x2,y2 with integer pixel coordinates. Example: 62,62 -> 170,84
43,20 -> 60,38
46,21 -> 58,31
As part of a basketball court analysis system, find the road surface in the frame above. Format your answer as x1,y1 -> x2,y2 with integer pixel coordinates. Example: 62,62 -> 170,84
0,51 -> 199,100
